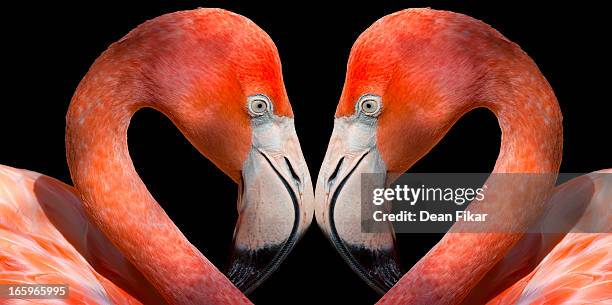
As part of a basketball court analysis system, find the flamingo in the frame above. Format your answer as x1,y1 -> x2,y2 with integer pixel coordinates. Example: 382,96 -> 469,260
314,8 -> 611,305
0,8 -> 314,305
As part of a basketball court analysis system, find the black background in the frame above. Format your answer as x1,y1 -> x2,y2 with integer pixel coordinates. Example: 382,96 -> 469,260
2,1 -> 610,304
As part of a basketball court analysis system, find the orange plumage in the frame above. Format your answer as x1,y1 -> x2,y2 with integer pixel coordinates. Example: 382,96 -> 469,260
1,8 -> 303,305
320,8 -> 610,305
0,165 -> 155,304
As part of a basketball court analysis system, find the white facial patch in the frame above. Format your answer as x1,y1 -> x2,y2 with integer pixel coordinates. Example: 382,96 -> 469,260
315,116 -> 395,250
234,113 -> 313,250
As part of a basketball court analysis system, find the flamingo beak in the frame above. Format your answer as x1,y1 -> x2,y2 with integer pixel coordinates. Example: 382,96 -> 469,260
314,117 -> 402,294
227,116 -> 314,294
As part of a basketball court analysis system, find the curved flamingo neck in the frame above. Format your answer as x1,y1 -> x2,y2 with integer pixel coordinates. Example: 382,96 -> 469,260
379,61 -> 563,304
489,84 -> 563,174
66,80 -> 250,305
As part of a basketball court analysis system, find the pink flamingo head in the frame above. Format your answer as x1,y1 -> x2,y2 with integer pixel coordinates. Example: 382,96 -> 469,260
314,8 -> 562,300
66,8 -> 313,303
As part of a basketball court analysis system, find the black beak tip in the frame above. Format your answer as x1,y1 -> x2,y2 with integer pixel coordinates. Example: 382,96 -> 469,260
226,244 -> 283,294
343,244 -> 403,295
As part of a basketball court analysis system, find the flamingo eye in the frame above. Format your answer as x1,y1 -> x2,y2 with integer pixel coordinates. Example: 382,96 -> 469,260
247,95 -> 271,116
358,95 -> 382,116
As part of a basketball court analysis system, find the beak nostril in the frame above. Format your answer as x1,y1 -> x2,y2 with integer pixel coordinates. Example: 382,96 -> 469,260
284,157 -> 301,185
327,157 -> 345,187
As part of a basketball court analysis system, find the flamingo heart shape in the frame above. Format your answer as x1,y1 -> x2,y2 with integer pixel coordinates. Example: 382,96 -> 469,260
1,6 -> 610,305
